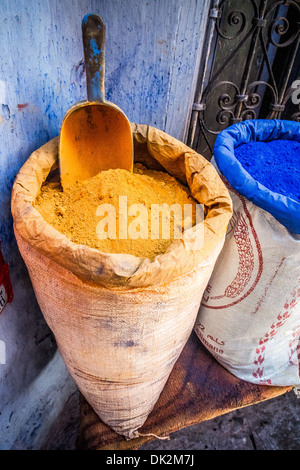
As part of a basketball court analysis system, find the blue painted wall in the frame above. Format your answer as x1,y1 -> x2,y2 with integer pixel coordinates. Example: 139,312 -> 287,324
0,0 -> 210,448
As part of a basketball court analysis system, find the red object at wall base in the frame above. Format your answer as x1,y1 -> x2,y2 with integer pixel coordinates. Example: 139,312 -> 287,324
0,242 -> 13,314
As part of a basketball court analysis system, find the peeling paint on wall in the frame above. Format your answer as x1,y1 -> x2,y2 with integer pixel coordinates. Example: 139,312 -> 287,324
0,81 -> 6,103
0,0 -> 210,449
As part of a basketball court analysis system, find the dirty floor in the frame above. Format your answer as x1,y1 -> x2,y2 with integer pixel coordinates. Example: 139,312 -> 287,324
41,387 -> 300,451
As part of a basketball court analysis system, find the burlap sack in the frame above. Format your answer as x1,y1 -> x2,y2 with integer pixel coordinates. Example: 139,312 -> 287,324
11,123 -> 232,439
194,120 -> 300,387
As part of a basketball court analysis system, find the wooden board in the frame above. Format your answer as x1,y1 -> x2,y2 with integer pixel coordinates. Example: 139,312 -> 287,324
77,331 -> 291,450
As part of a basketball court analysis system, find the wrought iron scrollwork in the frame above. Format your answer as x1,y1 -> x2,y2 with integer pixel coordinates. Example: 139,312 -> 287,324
188,0 -> 300,157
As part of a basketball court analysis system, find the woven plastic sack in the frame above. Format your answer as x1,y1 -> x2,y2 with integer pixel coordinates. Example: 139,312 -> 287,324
11,123 -> 232,439
194,119 -> 300,387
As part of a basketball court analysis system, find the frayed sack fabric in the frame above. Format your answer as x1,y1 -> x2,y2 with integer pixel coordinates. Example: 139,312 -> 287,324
11,123 -> 232,439
194,119 -> 300,387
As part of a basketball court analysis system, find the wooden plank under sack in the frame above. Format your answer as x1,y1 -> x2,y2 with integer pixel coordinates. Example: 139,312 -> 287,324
76,331 -> 292,451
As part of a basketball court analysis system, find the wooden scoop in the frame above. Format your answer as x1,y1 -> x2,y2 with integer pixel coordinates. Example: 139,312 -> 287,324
59,14 -> 133,189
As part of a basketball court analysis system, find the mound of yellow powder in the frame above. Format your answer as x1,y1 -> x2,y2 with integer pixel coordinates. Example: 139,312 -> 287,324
35,164 -> 198,260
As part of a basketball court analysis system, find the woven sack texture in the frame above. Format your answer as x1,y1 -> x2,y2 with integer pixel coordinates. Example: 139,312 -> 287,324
12,124 -> 232,438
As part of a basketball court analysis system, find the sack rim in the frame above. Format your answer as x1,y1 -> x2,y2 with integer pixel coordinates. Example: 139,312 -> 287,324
214,119 -> 300,234
11,124 -> 232,287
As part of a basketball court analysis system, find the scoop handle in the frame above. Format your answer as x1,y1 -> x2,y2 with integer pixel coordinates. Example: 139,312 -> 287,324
82,14 -> 105,102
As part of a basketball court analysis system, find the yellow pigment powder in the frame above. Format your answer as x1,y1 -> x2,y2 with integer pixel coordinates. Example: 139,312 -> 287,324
35,164 -> 198,260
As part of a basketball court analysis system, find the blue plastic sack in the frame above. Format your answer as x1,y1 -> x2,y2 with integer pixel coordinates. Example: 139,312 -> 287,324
214,119 -> 300,234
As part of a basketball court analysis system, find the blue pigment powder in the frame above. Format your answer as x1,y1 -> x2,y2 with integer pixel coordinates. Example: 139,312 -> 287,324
234,139 -> 300,203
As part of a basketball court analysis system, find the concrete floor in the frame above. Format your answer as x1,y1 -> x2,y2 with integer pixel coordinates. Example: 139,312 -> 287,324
141,390 -> 300,451
41,387 -> 300,451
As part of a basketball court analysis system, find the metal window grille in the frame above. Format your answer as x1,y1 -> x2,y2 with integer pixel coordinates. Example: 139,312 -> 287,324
187,0 -> 300,160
